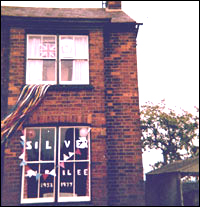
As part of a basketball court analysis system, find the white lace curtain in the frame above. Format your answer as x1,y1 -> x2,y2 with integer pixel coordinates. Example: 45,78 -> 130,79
73,60 -> 89,83
27,37 -> 43,83
73,37 -> 88,83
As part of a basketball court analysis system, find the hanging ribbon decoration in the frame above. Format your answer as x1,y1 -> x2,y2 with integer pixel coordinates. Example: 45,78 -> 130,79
1,84 -> 50,145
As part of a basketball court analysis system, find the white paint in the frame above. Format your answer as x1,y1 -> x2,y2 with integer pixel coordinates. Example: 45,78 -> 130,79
64,140 -> 71,148
45,140 -> 52,149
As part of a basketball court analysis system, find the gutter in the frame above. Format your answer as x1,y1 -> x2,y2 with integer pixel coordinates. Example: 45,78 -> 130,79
135,23 -> 143,38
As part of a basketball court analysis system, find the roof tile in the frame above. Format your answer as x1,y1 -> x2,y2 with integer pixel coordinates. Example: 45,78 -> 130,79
1,6 -> 136,23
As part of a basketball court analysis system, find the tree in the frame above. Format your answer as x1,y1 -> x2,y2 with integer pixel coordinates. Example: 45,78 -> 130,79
141,100 -> 199,168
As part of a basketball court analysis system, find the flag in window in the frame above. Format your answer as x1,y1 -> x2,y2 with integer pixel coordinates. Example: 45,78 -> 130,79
40,43 -> 56,58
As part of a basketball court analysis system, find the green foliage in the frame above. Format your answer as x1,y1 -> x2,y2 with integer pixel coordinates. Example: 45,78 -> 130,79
141,100 -> 199,168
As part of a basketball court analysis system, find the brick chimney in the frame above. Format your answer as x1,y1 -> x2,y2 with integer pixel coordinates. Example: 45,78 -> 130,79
106,1 -> 121,10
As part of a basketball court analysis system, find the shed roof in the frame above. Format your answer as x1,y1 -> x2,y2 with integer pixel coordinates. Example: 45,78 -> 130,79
147,156 -> 199,175
1,6 -> 135,23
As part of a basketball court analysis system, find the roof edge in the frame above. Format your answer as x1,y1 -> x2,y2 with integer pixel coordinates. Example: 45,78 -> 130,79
1,6 -> 136,23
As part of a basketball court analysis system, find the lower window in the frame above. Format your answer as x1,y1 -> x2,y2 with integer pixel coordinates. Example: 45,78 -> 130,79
20,126 -> 91,204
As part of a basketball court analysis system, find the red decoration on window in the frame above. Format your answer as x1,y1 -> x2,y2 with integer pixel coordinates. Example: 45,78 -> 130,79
59,162 -> 65,169
40,43 -> 55,58
42,174 -> 49,181
25,165 -> 31,173
75,148 -> 81,155
26,129 -> 36,139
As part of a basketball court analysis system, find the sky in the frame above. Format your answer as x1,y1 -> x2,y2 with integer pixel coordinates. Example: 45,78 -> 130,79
123,1 -> 199,116
1,1 -> 199,175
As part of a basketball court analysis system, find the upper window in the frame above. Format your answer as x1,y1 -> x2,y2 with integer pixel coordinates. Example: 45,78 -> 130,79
26,35 -> 89,85
21,126 -> 91,204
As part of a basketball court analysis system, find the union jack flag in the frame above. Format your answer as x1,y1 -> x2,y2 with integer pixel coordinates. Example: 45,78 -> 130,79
40,43 -> 56,58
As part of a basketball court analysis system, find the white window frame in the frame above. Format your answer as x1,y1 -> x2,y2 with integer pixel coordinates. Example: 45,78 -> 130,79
58,126 -> 91,202
21,127 -> 57,204
26,35 -> 57,85
21,126 -> 91,204
59,35 -> 89,85
26,35 -> 89,85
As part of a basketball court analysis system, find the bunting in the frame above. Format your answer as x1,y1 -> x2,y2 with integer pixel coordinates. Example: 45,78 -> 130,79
19,136 -> 63,181
18,136 -> 86,181
1,84 -> 50,145
19,136 -> 56,180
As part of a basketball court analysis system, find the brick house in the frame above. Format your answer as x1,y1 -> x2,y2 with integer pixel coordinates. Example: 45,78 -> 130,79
1,1 -> 144,206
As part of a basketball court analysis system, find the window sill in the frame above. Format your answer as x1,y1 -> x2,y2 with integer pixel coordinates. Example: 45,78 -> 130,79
21,201 -> 92,206
48,84 -> 94,92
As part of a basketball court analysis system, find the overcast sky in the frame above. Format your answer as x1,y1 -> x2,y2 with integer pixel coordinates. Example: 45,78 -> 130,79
124,1 -> 199,116
2,1 -> 199,174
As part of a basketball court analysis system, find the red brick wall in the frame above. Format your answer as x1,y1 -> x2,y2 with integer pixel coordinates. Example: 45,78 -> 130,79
107,1 -> 121,10
2,24 -> 144,206
27,29 -> 109,206
7,28 -> 26,111
1,132 -> 22,206
2,27 -> 108,206
1,27 -> 25,206
104,26 -> 144,205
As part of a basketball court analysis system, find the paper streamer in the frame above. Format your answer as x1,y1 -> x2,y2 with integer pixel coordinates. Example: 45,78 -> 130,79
1,84 -> 50,144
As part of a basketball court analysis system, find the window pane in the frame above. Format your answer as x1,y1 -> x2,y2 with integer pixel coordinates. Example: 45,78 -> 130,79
39,163 -> 55,198
75,162 -> 89,196
75,128 -> 89,160
42,60 -> 56,82
60,128 -> 74,161
61,60 -> 73,81
61,60 -> 89,83
28,36 -> 41,58
59,162 -> 73,197
73,60 -> 89,83
27,60 -> 55,83
40,36 -> 56,58
27,60 -> 43,83
28,35 -> 56,59
74,36 -> 88,59
43,36 -> 56,44
23,164 -> 39,199
60,37 -> 74,58
25,128 -> 40,161
41,128 -> 55,161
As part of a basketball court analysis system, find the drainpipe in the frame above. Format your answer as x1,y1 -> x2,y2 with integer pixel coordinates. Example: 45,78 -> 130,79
177,173 -> 184,206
